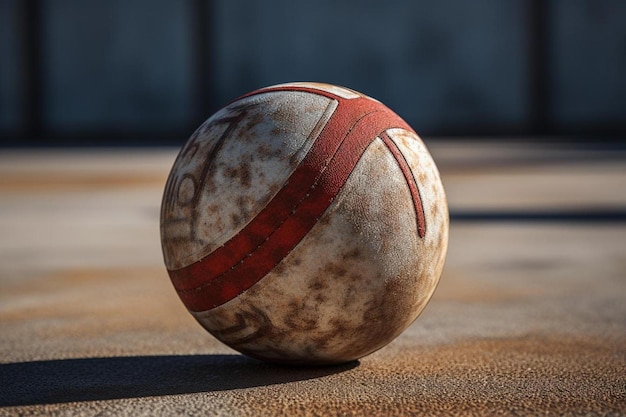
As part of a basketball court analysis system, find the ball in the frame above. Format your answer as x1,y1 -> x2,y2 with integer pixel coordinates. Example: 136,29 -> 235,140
160,82 -> 448,365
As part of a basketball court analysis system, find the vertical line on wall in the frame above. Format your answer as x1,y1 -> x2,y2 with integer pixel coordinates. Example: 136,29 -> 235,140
191,0 -> 214,128
19,0 -> 44,143
528,0 -> 552,136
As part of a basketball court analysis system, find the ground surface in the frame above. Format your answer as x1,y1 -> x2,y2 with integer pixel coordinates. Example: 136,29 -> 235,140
0,140 -> 624,416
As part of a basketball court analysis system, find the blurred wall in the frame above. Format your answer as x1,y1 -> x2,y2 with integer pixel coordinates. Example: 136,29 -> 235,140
213,0 -> 529,135
0,0 -> 625,146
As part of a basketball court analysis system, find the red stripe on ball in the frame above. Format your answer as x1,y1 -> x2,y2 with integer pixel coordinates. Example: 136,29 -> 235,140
379,132 -> 426,238
169,86 -> 418,312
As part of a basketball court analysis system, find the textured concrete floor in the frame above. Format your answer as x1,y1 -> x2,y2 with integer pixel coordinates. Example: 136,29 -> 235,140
0,141 -> 625,416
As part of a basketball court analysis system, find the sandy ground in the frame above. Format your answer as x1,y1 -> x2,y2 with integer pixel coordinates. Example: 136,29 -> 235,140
0,141 -> 624,416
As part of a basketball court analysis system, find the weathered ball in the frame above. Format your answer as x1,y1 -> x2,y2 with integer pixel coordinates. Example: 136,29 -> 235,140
160,82 -> 448,365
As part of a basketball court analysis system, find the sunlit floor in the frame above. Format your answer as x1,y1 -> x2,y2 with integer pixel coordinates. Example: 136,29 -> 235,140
0,140 -> 625,416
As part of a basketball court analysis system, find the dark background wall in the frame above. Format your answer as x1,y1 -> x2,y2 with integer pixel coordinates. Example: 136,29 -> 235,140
1,0 -> 625,146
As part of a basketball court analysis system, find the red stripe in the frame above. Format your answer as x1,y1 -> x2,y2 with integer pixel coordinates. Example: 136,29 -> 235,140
170,89 -> 376,292
379,132 -> 427,238
169,86 -> 414,312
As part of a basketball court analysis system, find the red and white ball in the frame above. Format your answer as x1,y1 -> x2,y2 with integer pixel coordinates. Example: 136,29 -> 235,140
160,82 -> 448,365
